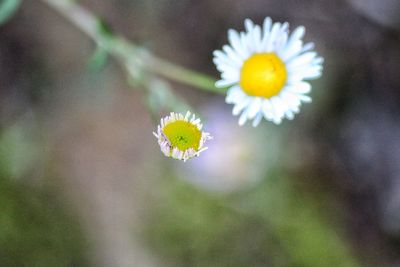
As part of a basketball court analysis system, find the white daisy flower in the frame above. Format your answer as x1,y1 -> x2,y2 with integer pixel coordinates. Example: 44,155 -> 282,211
213,17 -> 324,126
153,111 -> 212,162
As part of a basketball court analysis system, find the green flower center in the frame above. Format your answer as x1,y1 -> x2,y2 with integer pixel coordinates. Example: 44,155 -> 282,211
163,120 -> 202,151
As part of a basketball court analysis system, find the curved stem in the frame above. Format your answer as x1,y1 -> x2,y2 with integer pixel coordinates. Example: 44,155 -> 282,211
39,0 -> 223,94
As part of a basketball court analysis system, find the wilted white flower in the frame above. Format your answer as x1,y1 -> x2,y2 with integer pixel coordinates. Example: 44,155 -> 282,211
153,111 -> 212,162
213,17 -> 324,126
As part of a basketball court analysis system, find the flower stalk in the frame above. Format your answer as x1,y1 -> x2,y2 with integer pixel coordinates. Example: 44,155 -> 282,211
39,0 -> 222,94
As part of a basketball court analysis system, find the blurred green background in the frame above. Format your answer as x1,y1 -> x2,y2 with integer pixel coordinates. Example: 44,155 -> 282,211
1,0 -> 400,266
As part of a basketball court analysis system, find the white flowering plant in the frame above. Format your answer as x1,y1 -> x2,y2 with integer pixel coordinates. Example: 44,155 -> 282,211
26,0 -> 323,162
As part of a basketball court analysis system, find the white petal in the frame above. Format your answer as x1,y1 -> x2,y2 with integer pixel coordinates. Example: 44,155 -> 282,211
270,97 -> 284,124
287,65 -> 322,82
232,96 -> 251,115
287,26 -> 305,49
287,52 -> 317,70
228,29 -> 247,58
285,90 -> 312,103
244,18 -> 255,32
286,82 -> 311,94
281,91 -> 302,109
262,100 -> 274,120
281,26 -> 305,61
216,79 -> 237,88
266,22 -> 281,52
285,109 -> 295,120
261,17 -> 273,49
253,25 -> 263,52
274,22 -> 289,52
192,118 -> 201,125
247,98 -> 263,119
244,35 -> 256,53
298,94 -> 312,103
214,60 -> 240,74
282,40 -> 303,61
221,70 -> 240,82
272,117 -> 282,124
266,106 -> 278,122
313,56 -> 324,65
226,86 -> 246,104
238,108 -> 250,126
223,45 -> 243,66
298,66 -> 323,80
213,50 -> 241,68
275,95 -> 290,118
239,32 -> 250,55
262,17 -> 272,37
252,112 -> 263,127
301,42 -> 315,53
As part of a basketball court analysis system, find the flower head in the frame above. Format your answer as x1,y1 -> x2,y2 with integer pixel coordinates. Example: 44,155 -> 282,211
153,111 -> 212,162
213,17 -> 324,126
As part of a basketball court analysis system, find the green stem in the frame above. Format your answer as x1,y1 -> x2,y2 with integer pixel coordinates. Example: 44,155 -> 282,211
39,0 -> 223,94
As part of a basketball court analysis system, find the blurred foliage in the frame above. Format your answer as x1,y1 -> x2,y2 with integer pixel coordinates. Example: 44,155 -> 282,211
0,115 -> 42,179
0,0 -> 21,25
0,176 -> 90,267
1,0 -> 399,266
142,170 -> 362,267
142,176 -> 288,267
144,77 -> 192,122
239,172 -> 360,267
87,46 -> 109,72
0,114 -> 89,266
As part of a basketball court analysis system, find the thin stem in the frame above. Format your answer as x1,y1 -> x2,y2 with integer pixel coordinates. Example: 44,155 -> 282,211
39,0 -> 223,94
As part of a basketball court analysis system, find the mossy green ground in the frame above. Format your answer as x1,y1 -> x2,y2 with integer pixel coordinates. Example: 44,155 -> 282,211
142,173 -> 361,267
0,177 -> 89,267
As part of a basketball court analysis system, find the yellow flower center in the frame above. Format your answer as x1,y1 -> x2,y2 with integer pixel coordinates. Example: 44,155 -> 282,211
240,53 -> 287,98
162,120 -> 202,151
